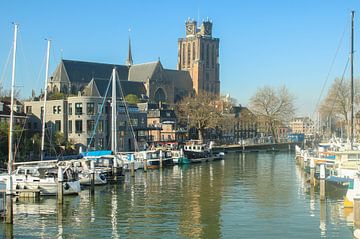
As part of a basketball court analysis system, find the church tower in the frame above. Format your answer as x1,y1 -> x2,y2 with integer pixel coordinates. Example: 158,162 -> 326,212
177,18 -> 220,96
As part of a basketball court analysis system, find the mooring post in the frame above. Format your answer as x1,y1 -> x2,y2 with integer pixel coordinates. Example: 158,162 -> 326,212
143,158 -> 147,172
57,166 -> 63,205
130,154 -> 135,177
319,164 -> 326,201
90,160 -> 95,195
355,196 -> 360,227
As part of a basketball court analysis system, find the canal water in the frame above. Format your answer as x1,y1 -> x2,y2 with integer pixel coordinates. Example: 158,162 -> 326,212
0,152 -> 354,238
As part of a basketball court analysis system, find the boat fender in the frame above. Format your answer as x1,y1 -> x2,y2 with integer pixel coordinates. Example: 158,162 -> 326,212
64,182 -> 70,190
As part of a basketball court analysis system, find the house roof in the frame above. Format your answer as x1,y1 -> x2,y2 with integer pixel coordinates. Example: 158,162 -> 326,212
61,59 -> 129,83
84,78 -> 146,98
128,61 -> 160,82
164,69 -> 192,89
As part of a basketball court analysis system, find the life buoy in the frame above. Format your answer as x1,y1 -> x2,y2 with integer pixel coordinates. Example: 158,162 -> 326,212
99,174 -> 106,181
63,182 -> 70,190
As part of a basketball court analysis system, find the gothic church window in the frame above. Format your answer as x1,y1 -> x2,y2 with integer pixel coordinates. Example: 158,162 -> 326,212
201,43 -> 204,60
212,45 -> 215,68
182,44 -> 186,66
206,44 -> 209,68
187,43 -> 191,66
192,42 -> 196,60
154,88 -> 166,103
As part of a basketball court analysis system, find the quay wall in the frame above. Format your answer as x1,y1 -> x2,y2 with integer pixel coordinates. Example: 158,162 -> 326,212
212,142 -> 296,153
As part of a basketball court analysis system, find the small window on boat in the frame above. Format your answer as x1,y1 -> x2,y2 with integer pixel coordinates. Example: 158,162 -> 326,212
349,154 -> 358,160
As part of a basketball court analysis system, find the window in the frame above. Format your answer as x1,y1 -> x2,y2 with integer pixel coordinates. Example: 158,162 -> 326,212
75,120 -> 83,133
57,106 -> 61,114
201,43 -> 204,60
87,120 -> 95,133
206,44 -> 209,68
26,106 -> 32,114
97,103 -> 103,113
130,118 -> 138,127
182,44 -> 186,66
98,138 -> 104,148
68,120 -> 72,133
87,103 -> 94,115
53,106 -> 57,114
212,45 -> 215,68
87,138 -> 94,148
69,103 -> 72,115
55,120 -> 61,131
187,43 -> 191,66
75,103 -> 83,115
98,120 -> 103,132
192,42 -> 196,60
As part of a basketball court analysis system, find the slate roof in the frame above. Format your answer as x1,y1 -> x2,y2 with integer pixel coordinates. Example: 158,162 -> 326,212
61,59 -> 129,83
164,69 -> 192,89
128,61 -> 159,82
84,78 -> 146,98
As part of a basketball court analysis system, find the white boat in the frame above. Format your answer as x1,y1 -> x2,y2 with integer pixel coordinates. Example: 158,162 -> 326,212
183,140 -> 213,163
0,164 -> 81,196
60,159 -> 107,186
138,150 -> 174,169
117,152 -> 143,171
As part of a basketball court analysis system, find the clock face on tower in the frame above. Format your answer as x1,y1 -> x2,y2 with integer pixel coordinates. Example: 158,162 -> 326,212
186,24 -> 193,35
204,24 -> 211,35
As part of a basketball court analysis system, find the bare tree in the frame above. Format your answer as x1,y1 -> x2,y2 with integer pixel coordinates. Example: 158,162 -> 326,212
319,78 -> 360,137
249,86 -> 295,142
177,91 -> 223,142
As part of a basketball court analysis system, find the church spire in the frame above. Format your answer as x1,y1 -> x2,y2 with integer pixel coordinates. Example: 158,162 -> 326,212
125,28 -> 133,67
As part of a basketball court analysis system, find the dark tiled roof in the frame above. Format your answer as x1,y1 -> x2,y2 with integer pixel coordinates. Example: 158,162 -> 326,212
62,59 -> 129,84
128,61 -> 159,82
0,102 -> 26,117
164,69 -> 192,89
91,78 -> 146,98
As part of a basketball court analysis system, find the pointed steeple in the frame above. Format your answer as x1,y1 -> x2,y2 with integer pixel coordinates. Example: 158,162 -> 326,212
125,28 -> 133,67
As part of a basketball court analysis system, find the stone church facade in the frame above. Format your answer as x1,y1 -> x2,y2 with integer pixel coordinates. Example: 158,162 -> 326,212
177,18 -> 220,96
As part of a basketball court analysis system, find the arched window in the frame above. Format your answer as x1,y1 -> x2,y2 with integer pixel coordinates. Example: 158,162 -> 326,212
201,42 -> 204,61
212,45 -> 215,68
187,43 -> 191,66
182,44 -> 186,66
192,42 -> 196,60
154,88 -> 166,103
206,44 -> 209,68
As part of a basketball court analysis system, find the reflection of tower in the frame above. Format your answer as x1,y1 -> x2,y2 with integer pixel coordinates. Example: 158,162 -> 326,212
177,18 -> 220,95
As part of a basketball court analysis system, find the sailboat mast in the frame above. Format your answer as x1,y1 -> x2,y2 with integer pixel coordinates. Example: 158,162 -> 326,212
111,67 -> 118,157
350,11 -> 354,149
7,23 -> 19,196
41,39 -> 51,160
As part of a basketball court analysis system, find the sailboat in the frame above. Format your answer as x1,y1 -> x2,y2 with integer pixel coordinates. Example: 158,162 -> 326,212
0,32 -> 81,196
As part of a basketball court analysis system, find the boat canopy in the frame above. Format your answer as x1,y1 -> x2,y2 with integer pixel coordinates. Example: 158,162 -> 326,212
81,150 -> 113,157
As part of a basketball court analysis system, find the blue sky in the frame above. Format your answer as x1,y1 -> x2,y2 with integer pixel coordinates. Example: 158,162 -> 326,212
0,0 -> 359,116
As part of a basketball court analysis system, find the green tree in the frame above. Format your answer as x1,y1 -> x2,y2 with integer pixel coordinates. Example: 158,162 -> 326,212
125,94 -> 140,105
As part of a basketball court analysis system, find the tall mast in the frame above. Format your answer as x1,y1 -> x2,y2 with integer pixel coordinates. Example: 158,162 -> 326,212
41,39 -> 51,160
350,11 -> 354,150
7,23 -> 19,198
111,67 -> 118,167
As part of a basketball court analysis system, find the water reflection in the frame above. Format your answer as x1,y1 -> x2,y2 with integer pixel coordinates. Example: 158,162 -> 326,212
0,152 -> 354,238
